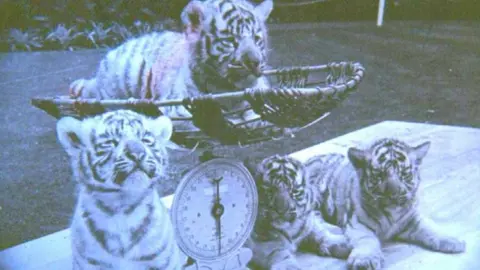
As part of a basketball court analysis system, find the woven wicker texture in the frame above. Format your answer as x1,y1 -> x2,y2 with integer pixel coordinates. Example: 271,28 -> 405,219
31,61 -> 365,148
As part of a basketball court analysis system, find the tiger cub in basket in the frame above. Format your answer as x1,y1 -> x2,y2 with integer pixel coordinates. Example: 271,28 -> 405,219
69,0 -> 277,133
309,138 -> 466,270
56,110 -> 183,270
244,155 -> 352,270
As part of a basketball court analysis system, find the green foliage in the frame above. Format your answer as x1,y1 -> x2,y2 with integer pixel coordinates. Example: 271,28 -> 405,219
7,28 -> 43,52
45,24 -> 85,51
0,0 -> 183,52
84,22 -> 114,49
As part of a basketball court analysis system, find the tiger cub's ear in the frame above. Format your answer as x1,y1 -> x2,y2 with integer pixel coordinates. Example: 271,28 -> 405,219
181,0 -> 205,34
151,116 -> 173,144
348,147 -> 369,169
410,141 -> 431,166
56,117 -> 86,157
255,0 -> 274,22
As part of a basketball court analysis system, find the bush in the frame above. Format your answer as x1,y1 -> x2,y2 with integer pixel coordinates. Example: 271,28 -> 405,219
7,28 -> 43,52
0,0 -> 183,52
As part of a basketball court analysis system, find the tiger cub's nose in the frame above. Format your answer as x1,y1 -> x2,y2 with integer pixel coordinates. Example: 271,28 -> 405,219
124,140 -> 146,162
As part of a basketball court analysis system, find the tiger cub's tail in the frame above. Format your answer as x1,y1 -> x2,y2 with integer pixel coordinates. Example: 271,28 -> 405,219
69,78 -> 97,98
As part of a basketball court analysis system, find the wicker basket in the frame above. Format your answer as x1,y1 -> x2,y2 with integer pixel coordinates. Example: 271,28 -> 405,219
31,61 -> 365,148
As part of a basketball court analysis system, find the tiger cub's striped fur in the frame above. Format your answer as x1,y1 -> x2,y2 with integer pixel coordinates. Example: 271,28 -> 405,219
309,138 -> 466,270
244,155 -> 351,270
56,110 -> 183,270
70,0 -> 275,132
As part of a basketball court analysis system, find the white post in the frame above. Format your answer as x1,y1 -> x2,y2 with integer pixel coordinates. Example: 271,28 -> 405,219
377,0 -> 386,27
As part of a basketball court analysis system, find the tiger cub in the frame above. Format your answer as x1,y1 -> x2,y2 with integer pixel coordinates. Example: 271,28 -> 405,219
309,138 -> 466,270
69,0 -> 276,132
244,155 -> 352,270
56,110 -> 183,269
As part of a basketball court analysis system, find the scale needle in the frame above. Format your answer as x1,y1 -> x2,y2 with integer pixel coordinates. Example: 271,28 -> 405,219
211,176 -> 224,256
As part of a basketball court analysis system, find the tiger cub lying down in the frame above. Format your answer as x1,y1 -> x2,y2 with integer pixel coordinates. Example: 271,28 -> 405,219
246,138 -> 465,270
244,155 -> 352,270
309,138 -> 466,270
56,110 -> 183,270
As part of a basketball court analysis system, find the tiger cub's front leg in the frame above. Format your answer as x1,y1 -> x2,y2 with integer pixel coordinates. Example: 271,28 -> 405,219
249,239 -> 301,270
301,216 -> 351,259
345,218 -> 384,270
396,214 -> 466,254
269,249 -> 302,270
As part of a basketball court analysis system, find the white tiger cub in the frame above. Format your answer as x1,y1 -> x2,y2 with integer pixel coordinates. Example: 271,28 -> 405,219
56,110 -> 183,269
309,138 -> 466,270
69,0 -> 275,132
244,155 -> 352,270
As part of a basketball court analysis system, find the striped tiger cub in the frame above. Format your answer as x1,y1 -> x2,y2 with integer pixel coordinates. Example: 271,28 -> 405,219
69,0 -> 276,132
308,138 -> 466,270
56,110 -> 183,269
244,155 -> 352,270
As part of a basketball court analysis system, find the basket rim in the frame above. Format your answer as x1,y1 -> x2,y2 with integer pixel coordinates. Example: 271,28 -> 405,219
31,61 -> 365,108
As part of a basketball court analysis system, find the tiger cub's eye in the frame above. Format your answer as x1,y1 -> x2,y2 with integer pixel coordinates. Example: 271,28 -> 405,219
95,139 -> 118,156
254,34 -> 263,44
142,134 -> 155,146
219,37 -> 236,47
97,139 -> 118,148
292,189 -> 304,199
401,168 -> 412,181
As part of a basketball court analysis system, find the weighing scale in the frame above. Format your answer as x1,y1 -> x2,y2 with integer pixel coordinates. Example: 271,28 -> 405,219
171,157 -> 258,270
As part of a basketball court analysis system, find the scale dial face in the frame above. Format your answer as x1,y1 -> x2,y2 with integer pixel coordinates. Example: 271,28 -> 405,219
171,158 -> 258,262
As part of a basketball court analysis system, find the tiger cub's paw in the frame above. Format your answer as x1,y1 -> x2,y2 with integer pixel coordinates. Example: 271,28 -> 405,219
347,248 -> 384,270
430,236 -> 466,254
69,79 -> 86,98
270,259 -> 302,270
317,234 -> 352,259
